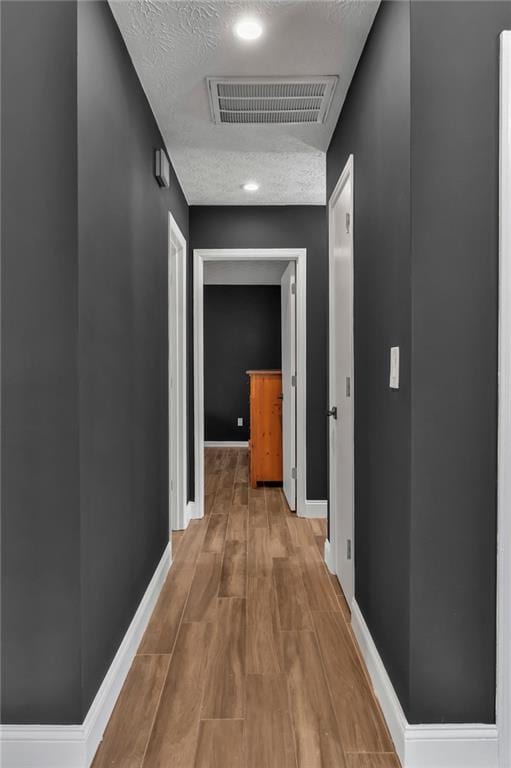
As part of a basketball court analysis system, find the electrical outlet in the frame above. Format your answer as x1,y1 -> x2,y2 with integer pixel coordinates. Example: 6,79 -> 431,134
237,417 -> 243,427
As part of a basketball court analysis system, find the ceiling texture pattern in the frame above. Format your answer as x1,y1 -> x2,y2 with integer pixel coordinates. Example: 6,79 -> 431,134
110,1 -> 379,205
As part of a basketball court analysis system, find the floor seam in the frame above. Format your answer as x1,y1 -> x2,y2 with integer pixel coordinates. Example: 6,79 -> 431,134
139,519 -> 206,767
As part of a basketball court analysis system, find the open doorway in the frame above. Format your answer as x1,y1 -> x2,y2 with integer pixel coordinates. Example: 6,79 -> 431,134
193,248 -> 307,518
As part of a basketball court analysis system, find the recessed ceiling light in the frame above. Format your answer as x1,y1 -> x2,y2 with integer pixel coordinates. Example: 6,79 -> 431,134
234,17 -> 263,41
243,181 -> 259,192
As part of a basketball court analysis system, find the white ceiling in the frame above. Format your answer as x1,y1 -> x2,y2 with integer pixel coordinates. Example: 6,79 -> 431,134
204,259 -> 289,284
110,1 -> 379,206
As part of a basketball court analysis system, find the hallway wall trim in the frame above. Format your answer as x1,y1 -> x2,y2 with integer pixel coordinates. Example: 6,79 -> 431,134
182,501 -> 200,530
324,537 -> 335,573
303,499 -> 327,518
204,440 -> 249,448
352,601 -> 499,768
0,544 -> 171,768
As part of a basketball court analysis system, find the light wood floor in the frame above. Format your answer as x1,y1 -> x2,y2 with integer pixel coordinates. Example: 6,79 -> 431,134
92,447 -> 399,768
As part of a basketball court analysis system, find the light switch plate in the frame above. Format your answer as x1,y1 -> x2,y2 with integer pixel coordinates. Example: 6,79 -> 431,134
389,346 -> 400,389
237,417 -> 243,427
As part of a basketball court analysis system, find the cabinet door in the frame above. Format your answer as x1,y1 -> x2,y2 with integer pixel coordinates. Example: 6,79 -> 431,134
250,375 -> 282,485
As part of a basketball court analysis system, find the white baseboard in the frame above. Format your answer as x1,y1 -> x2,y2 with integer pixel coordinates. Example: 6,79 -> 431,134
184,500 -> 199,525
0,543 -> 171,768
0,725 -> 87,768
324,537 -> 335,573
405,724 -> 499,768
302,499 -> 327,518
187,500 -> 201,520
351,600 -> 499,768
173,502 -> 200,534
204,440 -> 248,448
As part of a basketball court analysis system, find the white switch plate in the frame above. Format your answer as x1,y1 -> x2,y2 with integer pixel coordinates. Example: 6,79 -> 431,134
389,346 -> 400,389
237,417 -> 243,427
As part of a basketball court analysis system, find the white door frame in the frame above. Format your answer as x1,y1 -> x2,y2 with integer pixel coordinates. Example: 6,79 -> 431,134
497,30 -> 511,768
281,261 -> 297,511
168,212 -> 188,533
326,154 -> 355,602
193,248 -> 307,518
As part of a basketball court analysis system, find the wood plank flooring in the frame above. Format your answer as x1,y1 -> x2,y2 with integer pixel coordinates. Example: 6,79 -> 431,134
92,447 -> 399,768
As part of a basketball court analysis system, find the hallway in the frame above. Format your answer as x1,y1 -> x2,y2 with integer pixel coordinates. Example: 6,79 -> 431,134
92,448 -> 398,768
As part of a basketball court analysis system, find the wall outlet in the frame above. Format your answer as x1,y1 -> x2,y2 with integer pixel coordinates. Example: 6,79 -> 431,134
237,417 -> 243,427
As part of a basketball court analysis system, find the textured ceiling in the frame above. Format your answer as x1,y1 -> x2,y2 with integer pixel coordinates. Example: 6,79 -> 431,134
109,1 -> 379,205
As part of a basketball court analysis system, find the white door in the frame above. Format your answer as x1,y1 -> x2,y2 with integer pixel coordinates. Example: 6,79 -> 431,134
281,262 -> 296,511
329,155 -> 355,605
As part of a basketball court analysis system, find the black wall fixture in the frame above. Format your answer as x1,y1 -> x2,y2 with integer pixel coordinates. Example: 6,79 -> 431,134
154,148 -> 170,188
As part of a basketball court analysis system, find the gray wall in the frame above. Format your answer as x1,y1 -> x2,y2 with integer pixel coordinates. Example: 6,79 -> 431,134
327,0 -> 412,714
190,206 -> 328,501
1,0 -> 189,724
408,0 -> 509,724
1,0 -> 82,724
327,0 -> 509,724
204,285 -> 281,442
77,0 -> 188,716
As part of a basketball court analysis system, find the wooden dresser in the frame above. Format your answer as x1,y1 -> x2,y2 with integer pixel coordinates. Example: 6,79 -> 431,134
247,370 -> 283,488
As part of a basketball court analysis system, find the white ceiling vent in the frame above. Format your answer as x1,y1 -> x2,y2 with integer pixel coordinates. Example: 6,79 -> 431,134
207,76 -> 338,125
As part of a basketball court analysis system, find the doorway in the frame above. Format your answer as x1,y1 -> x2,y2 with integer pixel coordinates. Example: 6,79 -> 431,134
168,213 -> 188,535
328,155 -> 355,606
193,248 -> 307,518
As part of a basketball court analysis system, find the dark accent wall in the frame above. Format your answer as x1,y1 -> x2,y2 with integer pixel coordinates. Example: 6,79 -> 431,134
407,0 -> 509,724
204,285 -> 281,442
77,0 -> 188,716
1,0 -> 82,724
1,0 -> 189,724
190,206 -> 328,501
327,0 -> 509,724
327,0 -> 412,714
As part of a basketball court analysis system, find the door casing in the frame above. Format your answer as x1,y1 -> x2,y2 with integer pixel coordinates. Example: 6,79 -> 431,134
168,212 -> 188,535
497,29 -> 511,768
193,248 -> 307,518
